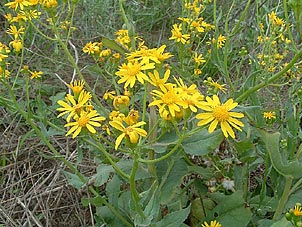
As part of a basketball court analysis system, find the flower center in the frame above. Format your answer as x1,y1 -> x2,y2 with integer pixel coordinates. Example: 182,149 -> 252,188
213,105 -> 229,122
77,115 -> 89,127
127,64 -> 141,77
162,91 -> 177,104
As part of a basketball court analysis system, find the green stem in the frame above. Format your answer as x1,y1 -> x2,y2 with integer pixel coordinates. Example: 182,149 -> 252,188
231,0 -> 252,35
236,49 -> 302,102
130,156 -> 145,218
273,176 -> 293,220
88,135 -> 130,180
138,136 -> 184,164
88,186 -> 132,227
147,83 -> 157,177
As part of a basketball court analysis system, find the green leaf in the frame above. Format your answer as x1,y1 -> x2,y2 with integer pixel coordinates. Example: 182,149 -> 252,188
101,36 -> 129,55
62,171 -> 86,189
155,205 -> 191,227
260,130 -> 302,178
106,175 -> 121,208
182,129 -> 224,155
209,191 -> 251,226
149,131 -> 179,154
157,158 -> 188,204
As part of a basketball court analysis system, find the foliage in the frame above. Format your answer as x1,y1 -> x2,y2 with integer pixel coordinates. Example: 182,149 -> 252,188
1,0 -> 302,226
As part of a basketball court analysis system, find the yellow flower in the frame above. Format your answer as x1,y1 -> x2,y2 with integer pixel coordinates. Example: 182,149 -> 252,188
263,111 -> 276,120
83,42 -> 100,55
169,24 -> 190,44
124,109 -> 139,126
68,80 -> 85,97
294,204 -> 302,216
109,120 -> 147,150
202,220 -> 222,227
204,77 -> 227,93
7,25 -> 25,39
217,35 -> 226,48
115,61 -> 155,88
149,84 -> 187,118
40,0 -> 58,8
148,69 -> 171,91
113,95 -> 130,110
5,0 -> 31,11
193,52 -> 206,66
9,39 -> 23,52
57,90 -> 92,122
65,110 -> 105,138
103,90 -> 116,100
196,95 -> 244,138
30,70 -> 43,79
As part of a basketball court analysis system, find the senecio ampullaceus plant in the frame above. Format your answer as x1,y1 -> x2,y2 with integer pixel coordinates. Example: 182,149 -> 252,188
1,0 -> 302,226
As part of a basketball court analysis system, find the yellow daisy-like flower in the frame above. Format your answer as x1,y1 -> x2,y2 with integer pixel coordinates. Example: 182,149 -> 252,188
5,0 -> 31,11
113,95 -> 130,110
169,24 -> 190,44
9,39 -> 23,52
30,70 -> 43,80
6,25 -> 25,39
65,110 -> 105,138
204,77 -> 227,94
103,90 -> 116,100
263,111 -> 276,120
109,120 -> 147,150
202,220 -> 222,227
124,109 -> 139,126
57,90 -> 92,122
148,69 -> 171,91
68,80 -> 85,97
82,42 -> 100,55
149,84 -> 187,118
115,61 -> 155,88
196,95 -> 244,138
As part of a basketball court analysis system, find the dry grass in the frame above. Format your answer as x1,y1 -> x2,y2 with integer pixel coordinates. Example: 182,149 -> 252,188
0,107 -> 97,226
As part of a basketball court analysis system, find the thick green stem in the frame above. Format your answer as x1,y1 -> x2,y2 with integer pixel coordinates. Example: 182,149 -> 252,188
130,156 -> 145,218
273,176 -> 293,220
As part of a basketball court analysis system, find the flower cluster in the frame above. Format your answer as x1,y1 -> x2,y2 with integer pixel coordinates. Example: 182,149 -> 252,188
256,11 -> 293,75
56,80 -> 106,138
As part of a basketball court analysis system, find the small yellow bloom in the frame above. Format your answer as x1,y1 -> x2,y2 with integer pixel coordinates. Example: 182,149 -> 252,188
294,205 -> 302,216
9,39 -> 23,52
263,111 -> 276,120
202,220 -> 222,227
6,25 -> 25,39
30,70 -> 43,80
124,109 -> 139,126
57,90 -> 92,122
65,110 -> 105,138
103,90 -> 116,100
109,120 -> 147,150
5,0 -> 31,11
68,80 -> 85,97
113,95 -> 130,110
83,42 -> 100,55
169,24 -> 190,44
196,95 -> 244,138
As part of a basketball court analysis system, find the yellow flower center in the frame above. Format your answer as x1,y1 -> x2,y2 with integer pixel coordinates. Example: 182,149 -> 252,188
162,91 -> 177,104
77,115 -> 89,127
294,206 -> 302,216
213,105 -> 229,122
128,64 -> 141,77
